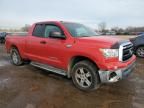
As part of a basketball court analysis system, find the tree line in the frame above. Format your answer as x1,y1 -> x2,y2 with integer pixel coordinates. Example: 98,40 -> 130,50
0,24 -> 31,32
98,22 -> 144,35
0,23 -> 144,35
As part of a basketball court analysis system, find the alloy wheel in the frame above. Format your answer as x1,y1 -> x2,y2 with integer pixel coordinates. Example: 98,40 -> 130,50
137,47 -> 144,57
75,67 -> 92,88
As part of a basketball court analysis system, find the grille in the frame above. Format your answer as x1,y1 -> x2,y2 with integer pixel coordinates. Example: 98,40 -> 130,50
119,42 -> 133,61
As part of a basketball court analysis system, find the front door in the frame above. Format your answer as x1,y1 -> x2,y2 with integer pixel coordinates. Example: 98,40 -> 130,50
43,24 -> 68,69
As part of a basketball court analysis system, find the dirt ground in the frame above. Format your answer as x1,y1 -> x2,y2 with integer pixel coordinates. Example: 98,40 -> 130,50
0,37 -> 144,108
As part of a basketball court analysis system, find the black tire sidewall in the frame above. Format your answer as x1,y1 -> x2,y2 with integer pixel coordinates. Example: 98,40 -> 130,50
71,60 -> 99,91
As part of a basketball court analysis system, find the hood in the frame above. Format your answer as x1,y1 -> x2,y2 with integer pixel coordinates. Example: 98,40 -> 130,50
75,36 -> 127,48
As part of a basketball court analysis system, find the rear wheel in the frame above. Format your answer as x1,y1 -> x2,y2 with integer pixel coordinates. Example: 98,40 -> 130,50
136,46 -> 144,58
10,48 -> 24,65
71,60 -> 100,91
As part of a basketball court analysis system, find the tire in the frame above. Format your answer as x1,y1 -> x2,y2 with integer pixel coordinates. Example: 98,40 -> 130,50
71,60 -> 100,91
136,46 -> 144,58
10,48 -> 24,66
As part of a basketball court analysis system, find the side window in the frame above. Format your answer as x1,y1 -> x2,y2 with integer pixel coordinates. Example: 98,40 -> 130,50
32,24 -> 45,37
44,25 -> 62,38
76,27 -> 88,36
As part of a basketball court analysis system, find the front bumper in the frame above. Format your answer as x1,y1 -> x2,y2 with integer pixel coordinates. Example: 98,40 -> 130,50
98,60 -> 136,83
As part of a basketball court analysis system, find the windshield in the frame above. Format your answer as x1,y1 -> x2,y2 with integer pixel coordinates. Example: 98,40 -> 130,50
62,22 -> 99,37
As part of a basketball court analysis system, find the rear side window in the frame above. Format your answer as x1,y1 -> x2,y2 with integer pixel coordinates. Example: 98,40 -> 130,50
32,24 -> 45,37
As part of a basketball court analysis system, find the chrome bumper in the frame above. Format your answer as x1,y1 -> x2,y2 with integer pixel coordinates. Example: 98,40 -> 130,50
98,61 -> 136,83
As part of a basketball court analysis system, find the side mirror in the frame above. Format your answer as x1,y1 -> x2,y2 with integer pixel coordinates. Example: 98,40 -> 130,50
49,31 -> 66,39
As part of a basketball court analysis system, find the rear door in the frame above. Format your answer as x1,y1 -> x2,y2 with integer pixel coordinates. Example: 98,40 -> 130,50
26,24 -> 48,62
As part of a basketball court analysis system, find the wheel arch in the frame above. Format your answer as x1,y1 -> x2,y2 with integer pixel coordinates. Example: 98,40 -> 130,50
10,44 -> 18,50
9,44 -> 23,58
67,55 -> 100,79
9,44 -> 20,53
135,44 -> 144,49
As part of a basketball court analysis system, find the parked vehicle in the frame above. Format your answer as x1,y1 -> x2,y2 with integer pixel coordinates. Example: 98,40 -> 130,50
5,21 -> 136,91
137,32 -> 144,35
130,34 -> 144,58
105,31 -> 116,35
0,32 -> 7,43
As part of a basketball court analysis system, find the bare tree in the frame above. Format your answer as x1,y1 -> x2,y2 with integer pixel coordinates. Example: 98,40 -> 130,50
111,27 -> 124,35
98,22 -> 107,33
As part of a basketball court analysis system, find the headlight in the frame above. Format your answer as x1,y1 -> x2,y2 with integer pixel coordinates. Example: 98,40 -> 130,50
100,49 -> 119,58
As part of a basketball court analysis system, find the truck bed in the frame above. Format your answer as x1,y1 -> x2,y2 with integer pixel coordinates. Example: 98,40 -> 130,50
5,34 -> 27,53
9,32 -> 28,36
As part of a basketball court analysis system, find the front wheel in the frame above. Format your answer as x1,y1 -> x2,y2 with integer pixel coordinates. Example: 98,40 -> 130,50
136,46 -> 144,58
71,60 -> 100,91
10,48 -> 24,66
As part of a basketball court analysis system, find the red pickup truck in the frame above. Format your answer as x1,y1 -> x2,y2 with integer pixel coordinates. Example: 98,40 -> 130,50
5,21 -> 136,91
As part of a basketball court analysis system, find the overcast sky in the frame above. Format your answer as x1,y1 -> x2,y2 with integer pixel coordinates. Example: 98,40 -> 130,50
0,0 -> 144,29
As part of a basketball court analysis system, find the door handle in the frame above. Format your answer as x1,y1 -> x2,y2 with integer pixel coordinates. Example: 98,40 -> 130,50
40,41 -> 47,44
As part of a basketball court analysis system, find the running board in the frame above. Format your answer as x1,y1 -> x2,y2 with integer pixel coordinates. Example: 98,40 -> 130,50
31,62 -> 67,76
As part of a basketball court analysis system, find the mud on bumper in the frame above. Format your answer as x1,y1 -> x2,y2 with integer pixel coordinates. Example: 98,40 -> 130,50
98,61 -> 136,83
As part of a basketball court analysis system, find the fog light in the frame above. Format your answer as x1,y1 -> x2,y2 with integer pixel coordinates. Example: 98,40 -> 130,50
109,72 -> 117,80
